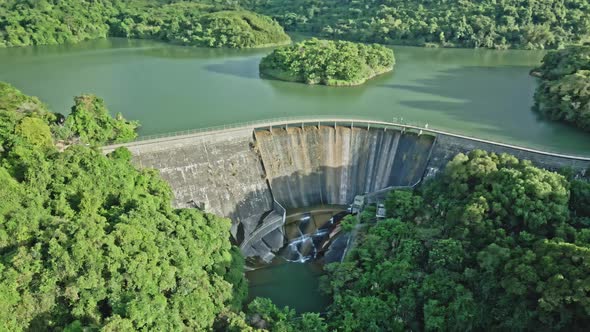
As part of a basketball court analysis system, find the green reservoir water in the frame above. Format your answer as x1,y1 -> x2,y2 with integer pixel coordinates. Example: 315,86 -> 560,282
1,38 -> 589,155
246,260 -> 330,313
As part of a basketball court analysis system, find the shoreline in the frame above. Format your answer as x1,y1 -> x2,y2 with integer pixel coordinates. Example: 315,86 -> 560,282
259,65 -> 394,86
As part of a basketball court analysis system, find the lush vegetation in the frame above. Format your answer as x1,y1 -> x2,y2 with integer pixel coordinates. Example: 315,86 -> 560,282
0,0 -> 116,47
244,0 -> 590,49
0,83 -> 138,147
5,0 -> 587,50
0,83 -> 249,330
217,298 -> 329,331
0,82 -> 51,119
62,95 -> 139,146
321,150 -> 590,330
260,38 -> 394,86
532,45 -> 590,131
114,2 -> 291,48
0,1 -> 290,48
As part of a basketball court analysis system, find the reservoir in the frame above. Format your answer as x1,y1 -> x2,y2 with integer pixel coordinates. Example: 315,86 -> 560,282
0,38 -> 589,155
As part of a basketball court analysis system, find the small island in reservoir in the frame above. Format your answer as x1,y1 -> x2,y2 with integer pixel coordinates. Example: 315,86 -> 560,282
259,39 -> 395,86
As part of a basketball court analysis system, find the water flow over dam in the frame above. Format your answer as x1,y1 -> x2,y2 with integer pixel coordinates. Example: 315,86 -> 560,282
254,126 -> 434,209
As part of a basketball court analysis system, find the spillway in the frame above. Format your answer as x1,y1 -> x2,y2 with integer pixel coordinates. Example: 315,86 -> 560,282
254,126 -> 434,208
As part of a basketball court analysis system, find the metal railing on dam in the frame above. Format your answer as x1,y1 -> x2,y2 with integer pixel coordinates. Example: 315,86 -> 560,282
103,115 -> 590,161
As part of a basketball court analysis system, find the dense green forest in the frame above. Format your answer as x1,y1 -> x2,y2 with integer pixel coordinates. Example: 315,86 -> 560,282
533,45 -> 590,131
0,83 -> 248,330
321,151 -> 590,330
112,2 -> 290,48
4,0 -> 589,50
0,0 -> 290,48
224,150 -> 590,330
259,38 -> 394,86
243,0 -> 590,49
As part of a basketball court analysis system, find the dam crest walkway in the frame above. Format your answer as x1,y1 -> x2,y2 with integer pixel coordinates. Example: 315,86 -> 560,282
103,116 -> 590,161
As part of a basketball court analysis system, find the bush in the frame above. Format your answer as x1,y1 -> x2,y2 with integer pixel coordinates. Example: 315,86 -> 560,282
324,151 -> 590,330
65,95 -> 139,145
15,117 -> 52,148
341,214 -> 359,232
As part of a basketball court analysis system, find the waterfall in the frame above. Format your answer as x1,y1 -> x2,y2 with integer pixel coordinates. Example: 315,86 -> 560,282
282,227 -> 331,263
279,209 -> 349,263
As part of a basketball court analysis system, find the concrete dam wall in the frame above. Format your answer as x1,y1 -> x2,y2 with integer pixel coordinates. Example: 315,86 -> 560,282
255,126 -> 435,209
426,134 -> 590,178
110,129 -> 274,244
103,119 -> 590,260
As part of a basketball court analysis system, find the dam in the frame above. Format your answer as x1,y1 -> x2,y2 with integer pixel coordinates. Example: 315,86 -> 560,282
103,118 -> 590,260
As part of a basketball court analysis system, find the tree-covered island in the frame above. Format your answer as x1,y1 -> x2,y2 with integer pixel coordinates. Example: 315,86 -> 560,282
532,45 -> 590,131
259,38 -> 395,86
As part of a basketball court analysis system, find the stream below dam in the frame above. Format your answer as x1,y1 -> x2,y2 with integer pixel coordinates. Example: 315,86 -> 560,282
246,206 -> 348,313
1,38 -> 590,155
246,259 -> 331,313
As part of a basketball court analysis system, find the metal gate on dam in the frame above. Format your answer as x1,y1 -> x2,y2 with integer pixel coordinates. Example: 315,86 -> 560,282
102,118 -> 590,260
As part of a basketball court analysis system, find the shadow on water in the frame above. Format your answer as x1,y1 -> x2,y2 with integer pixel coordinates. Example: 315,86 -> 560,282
380,65 -> 590,152
381,66 -> 535,125
0,37 -> 273,62
258,69 -> 396,100
140,44 -> 269,60
392,46 -> 545,67
204,57 -> 262,79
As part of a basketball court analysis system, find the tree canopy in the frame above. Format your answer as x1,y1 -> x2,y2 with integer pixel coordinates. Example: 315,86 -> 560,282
533,45 -> 590,131
0,0 -> 290,48
0,0 -> 115,47
259,38 -> 395,86
0,82 -> 49,116
322,150 -> 590,330
64,95 -> 139,146
0,82 -> 248,330
5,0 -> 586,50
244,298 -> 328,331
243,0 -> 590,49
0,82 -> 137,147
113,2 -> 291,48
